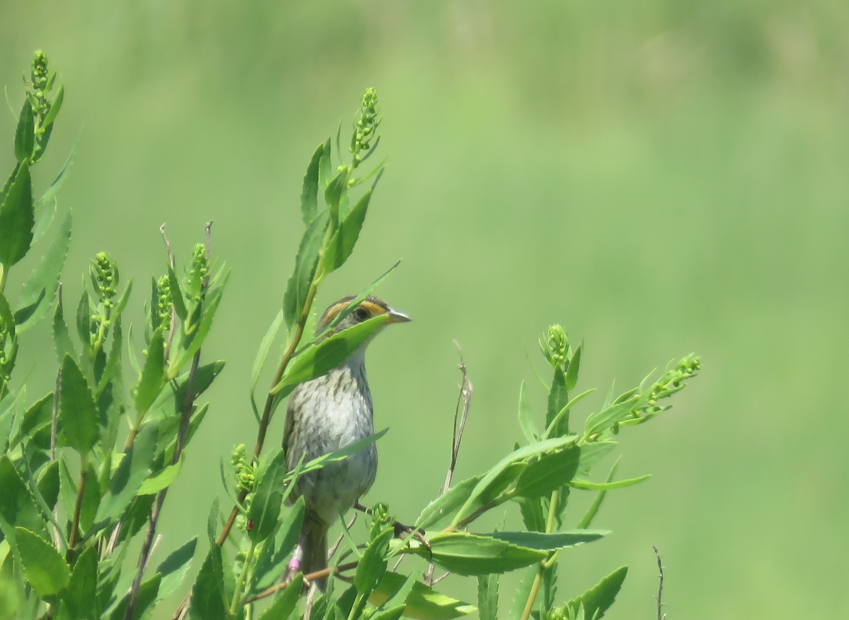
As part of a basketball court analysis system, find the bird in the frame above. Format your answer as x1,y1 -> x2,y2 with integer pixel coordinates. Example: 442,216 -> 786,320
283,295 -> 410,589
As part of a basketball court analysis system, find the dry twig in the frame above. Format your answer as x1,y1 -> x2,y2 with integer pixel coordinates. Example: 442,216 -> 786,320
653,546 -> 667,620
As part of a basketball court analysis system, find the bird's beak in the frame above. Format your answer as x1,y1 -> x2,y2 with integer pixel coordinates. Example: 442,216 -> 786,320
386,307 -> 411,324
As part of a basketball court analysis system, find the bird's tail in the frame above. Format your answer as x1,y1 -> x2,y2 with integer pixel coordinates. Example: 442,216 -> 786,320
302,520 -> 329,591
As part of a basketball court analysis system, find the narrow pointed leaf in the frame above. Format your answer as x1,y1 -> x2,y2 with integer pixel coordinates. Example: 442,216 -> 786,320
258,571 -> 303,620
251,308 -> 285,396
485,530 -> 608,550
300,142 -> 324,225
64,545 -> 97,619
577,442 -> 617,476
415,474 -> 483,530
15,526 -> 70,596
0,163 -> 34,266
565,344 -> 582,391
60,354 -> 99,453
419,532 -> 546,576
53,293 -> 76,364
569,474 -> 650,491
96,422 -> 158,523
546,367 -> 569,437
137,455 -> 183,495
517,381 -> 536,443
135,328 -> 165,413
14,101 -> 34,162
0,455 -> 46,536
370,572 -> 477,620
282,209 -> 329,329
190,545 -> 227,620
514,443 -> 580,498
564,566 -> 628,620
35,139 -> 78,210
248,449 -> 289,542
324,189 -> 371,272
156,537 -> 198,599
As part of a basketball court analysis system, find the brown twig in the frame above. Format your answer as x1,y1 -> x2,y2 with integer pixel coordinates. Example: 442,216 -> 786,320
426,344 -> 472,585
653,546 -> 667,620
244,561 -> 360,604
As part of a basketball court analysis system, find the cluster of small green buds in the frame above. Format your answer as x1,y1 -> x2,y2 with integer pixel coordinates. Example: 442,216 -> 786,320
0,315 -> 8,370
350,88 -> 380,168
634,355 -> 701,422
186,244 -> 209,302
369,502 -> 392,540
540,324 -> 569,369
27,51 -> 51,122
231,444 -> 256,494
155,275 -> 173,330
90,252 -> 119,307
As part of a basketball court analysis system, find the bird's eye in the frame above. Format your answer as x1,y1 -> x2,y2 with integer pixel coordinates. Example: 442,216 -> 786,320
354,307 -> 370,321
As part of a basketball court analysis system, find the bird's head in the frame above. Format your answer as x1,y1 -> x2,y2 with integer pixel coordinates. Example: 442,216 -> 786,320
317,295 -> 411,336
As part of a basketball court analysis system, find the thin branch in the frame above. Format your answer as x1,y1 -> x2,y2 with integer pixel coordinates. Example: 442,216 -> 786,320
328,513 -> 358,561
245,561 -> 360,604
426,342 -> 472,585
653,546 -> 667,620
159,224 -> 174,268
65,456 -> 88,564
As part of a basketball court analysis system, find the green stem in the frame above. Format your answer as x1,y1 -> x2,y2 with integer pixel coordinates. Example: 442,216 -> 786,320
346,593 -> 365,620
230,539 -> 257,616
520,490 -> 560,620
65,453 -> 89,564
0,263 -> 8,294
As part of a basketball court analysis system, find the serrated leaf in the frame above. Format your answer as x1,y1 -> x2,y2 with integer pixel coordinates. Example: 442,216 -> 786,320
42,85 -> 64,128
514,444 -> 580,498
134,328 -> 165,413
577,442 -> 617,476
170,272 -> 229,374
546,367 -> 569,437
110,574 -> 161,620
0,455 -> 46,536
36,460 -> 60,513
15,526 -> 70,596
20,392 -> 53,437
415,474 -> 483,531
507,567 -> 537,620
300,142 -> 324,225
272,313 -> 389,396
485,530 -> 608,550
190,545 -> 227,620
517,382 -> 536,443
355,528 -> 393,595
419,532 -> 546,576
478,572 -> 499,620
248,449 -> 289,543
53,292 -> 76,364
251,308 -> 284,398
252,496 -> 305,593
60,354 -> 99,453
282,209 -> 329,329
565,344 -> 582,391
156,537 -> 198,599
35,139 -> 77,211
324,188 -> 369,272
318,137 -> 333,189
564,566 -> 628,620
75,290 -> 91,350
96,422 -> 158,524
370,572 -> 476,620
0,163 -> 34,266
15,209 -> 71,333
258,571 -> 303,620
137,455 -> 183,496
64,545 -> 97,619
14,100 -> 34,162
167,266 -> 188,321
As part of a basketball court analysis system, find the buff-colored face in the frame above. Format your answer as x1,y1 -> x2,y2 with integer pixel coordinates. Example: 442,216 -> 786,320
317,296 -> 411,333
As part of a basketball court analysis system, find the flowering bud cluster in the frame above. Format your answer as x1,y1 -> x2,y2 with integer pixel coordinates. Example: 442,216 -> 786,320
186,244 -> 209,302
155,276 -> 173,331
91,252 -> 119,306
351,88 -> 381,168
540,324 -> 570,370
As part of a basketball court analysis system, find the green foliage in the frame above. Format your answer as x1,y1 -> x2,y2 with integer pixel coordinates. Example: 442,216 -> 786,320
0,53 -> 701,620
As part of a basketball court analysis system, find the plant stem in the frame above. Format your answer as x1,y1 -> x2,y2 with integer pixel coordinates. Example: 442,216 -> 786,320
217,275 -> 322,547
230,540 -> 257,616
65,453 -> 88,564
0,263 -> 7,294
244,561 -> 360,604
520,489 -> 560,620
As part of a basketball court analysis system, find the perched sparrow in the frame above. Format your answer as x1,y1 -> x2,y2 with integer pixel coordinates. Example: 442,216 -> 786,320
283,295 -> 410,588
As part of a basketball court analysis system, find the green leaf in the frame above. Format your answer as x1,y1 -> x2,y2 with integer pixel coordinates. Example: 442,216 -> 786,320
190,545 -> 227,620
15,209 -> 71,333
252,496 -> 305,593
301,142 -> 324,225
75,290 -> 91,350
35,139 -> 78,211
170,271 -> 229,374
569,474 -> 650,491
514,444 -> 580,498
564,566 -> 628,620
484,530 -> 608,550
318,137 -> 333,189
415,474 -> 483,531
507,567 -> 537,620
282,209 -> 329,329
32,197 -> 57,245
370,605 -> 406,620
420,532 -> 546,576
52,292 -> 76,364
42,85 -> 64,128
167,266 -> 188,321
577,458 -> 620,530
78,461 -> 101,533
542,389 -> 595,440
355,528 -> 393,595
371,572 -> 476,620
565,344 -> 582,391
293,428 -> 388,479
0,163 -> 34,266
452,436 -> 577,526
137,456 -> 183,495
272,313 -> 389,396
324,188 -> 370,272
258,572 -> 303,620
14,101 -> 34,162
248,449 -> 289,543
20,392 -> 53,437
546,367 -> 569,437
96,422 -> 158,524
60,355 -> 99,454
518,497 -> 545,533
250,308 -> 285,400
583,398 -> 637,438
0,455 -> 46,536
517,381 -> 536,443
156,537 -> 198,599
110,574 -> 161,620
134,328 -> 165,413
15,526 -> 70,597
577,442 -> 617,476
36,460 -> 60,512
64,545 -> 97,619
478,572 -> 499,620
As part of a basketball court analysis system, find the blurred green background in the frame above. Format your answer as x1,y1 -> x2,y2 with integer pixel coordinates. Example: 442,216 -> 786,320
2,0 -> 848,618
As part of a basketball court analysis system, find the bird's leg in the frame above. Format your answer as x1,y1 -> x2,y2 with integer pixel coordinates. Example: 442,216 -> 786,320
353,502 -> 431,552
284,527 -> 309,584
